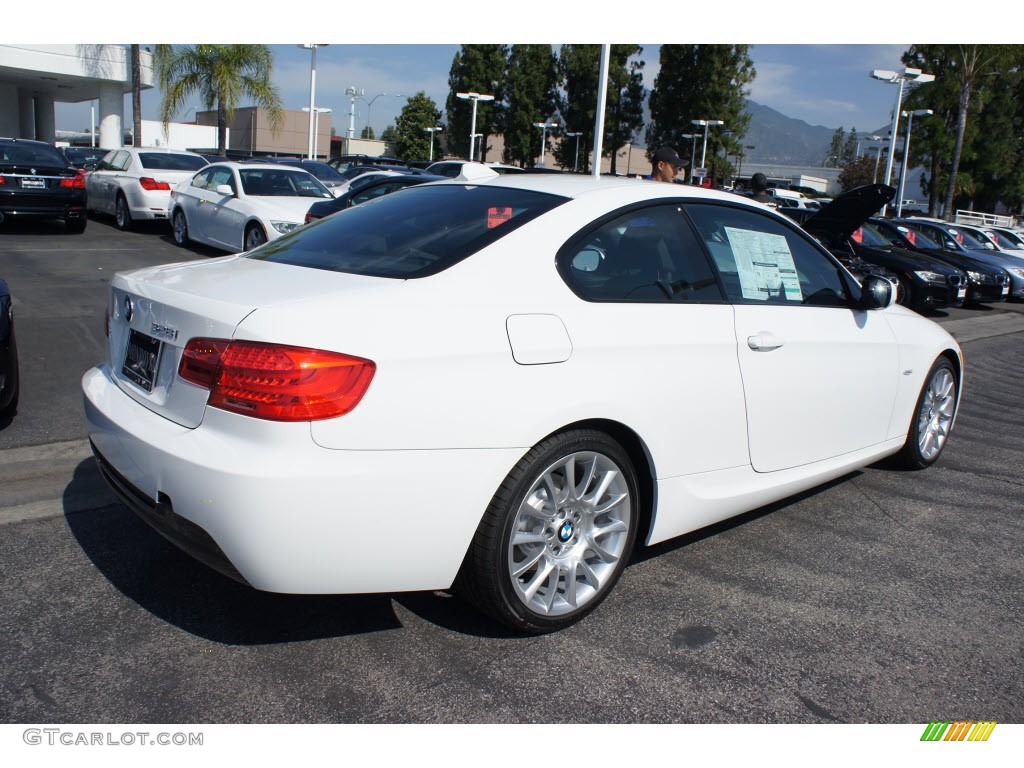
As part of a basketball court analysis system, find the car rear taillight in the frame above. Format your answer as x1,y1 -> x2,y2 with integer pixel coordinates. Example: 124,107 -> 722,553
0,176 -> 6,186
60,175 -> 86,188
178,338 -> 375,422
139,177 -> 171,191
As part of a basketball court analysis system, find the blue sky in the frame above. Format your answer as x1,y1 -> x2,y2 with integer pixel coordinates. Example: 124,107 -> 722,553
24,2 -> 1001,143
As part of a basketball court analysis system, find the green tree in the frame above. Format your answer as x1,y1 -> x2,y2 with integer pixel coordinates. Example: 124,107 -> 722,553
380,125 -> 398,145
826,127 -> 845,167
445,45 -> 508,161
842,127 -> 859,166
156,44 -> 284,155
501,45 -> 560,167
838,155 -> 878,191
394,93 -> 443,161
360,125 -> 376,140
646,45 -> 755,186
553,45 -> 646,174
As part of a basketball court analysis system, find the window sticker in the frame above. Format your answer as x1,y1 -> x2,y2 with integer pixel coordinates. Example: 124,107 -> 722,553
724,226 -> 803,302
487,206 -> 513,229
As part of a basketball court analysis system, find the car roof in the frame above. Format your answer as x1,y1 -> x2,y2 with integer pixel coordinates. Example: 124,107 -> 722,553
205,161 -> 315,172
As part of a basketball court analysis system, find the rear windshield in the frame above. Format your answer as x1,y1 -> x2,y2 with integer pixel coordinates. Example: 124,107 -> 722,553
246,184 -> 567,278
0,142 -> 68,166
139,153 -> 208,171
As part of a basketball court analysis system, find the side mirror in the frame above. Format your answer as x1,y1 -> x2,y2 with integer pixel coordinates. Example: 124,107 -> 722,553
215,184 -> 235,196
944,240 -> 957,250
571,248 -> 602,272
859,275 -> 896,310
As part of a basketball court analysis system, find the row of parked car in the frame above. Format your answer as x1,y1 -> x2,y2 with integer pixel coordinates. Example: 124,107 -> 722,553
776,184 -> 1024,313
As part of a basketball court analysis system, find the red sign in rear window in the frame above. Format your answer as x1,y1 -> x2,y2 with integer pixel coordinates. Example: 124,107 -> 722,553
487,206 -> 513,229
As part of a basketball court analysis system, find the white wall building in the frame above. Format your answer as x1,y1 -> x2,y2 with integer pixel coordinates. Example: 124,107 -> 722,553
0,44 -> 152,149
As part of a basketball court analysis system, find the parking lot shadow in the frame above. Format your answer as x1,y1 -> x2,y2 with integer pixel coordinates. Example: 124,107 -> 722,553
62,457 -> 403,645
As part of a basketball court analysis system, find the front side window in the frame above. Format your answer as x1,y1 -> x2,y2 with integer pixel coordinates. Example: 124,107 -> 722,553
207,167 -> 235,193
559,204 -> 722,303
190,169 -> 214,191
685,203 -> 851,307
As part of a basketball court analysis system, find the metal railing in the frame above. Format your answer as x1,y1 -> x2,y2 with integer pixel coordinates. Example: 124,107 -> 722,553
954,209 -> 1015,228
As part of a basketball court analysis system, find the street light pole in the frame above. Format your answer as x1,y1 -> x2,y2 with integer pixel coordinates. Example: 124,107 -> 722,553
532,120 -> 558,167
692,119 -> 725,174
564,131 -> 582,172
870,67 -> 935,215
423,126 -> 443,162
456,92 -> 494,162
299,44 -> 329,159
897,109 -> 933,218
302,107 -> 331,158
344,86 -> 364,141
679,133 -> 700,184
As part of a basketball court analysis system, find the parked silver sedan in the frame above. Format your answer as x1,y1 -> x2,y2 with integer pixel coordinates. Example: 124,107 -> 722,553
85,147 -> 208,230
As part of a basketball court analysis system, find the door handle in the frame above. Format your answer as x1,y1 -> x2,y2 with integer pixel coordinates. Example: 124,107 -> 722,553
747,332 -> 785,351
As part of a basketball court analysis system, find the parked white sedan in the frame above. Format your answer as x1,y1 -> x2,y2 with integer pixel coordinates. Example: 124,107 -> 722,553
85,147 -> 209,229
170,162 -> 334,252
83,168 -> 963,633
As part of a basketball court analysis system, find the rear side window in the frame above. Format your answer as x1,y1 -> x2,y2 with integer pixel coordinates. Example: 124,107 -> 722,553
559,204 -> 722,303
138,153 -> 208,171
247,184 -> 567,278
0,142 -> 68,166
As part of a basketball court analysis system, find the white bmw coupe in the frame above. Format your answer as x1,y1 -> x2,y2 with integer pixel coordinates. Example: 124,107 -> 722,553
83,168 -> 962,633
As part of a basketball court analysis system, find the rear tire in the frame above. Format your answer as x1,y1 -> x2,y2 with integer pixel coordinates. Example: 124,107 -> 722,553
895,357 -> 958,469
1,333 -> 18,417
456,429 -> 639,634
115,194 -> 133,231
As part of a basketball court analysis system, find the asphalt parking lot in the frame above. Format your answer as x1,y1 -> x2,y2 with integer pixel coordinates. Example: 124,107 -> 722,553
0,218 -> 1022,724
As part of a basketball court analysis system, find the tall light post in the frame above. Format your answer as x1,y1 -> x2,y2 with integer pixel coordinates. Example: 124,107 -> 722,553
564,131 -> 582,172
301,107 -> 331,159
691,119 -> 725,177
456,92 -> 494,162
869,144 -> 888,184
533,120 -> 558,167
299,44 -> 329,159
897,109 -> 933,218
344,86 -> 364,140
358,92 -> 404,139
680,133 -> 700,184
870,67 -> 934,214
423,126 -> 443,162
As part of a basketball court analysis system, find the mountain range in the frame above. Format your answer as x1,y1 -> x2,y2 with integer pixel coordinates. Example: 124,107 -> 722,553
741,100 -> 888,166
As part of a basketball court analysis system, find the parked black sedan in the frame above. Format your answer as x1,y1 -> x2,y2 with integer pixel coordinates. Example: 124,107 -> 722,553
790,184 -> 966,313
875,218 -> 1011,304
304,173 -> 444,223
0,275 -> 18,417
1,138 -> 87,233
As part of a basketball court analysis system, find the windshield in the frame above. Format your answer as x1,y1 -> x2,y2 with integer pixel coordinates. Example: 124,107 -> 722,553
946,227 -> 988,250
855,223 -> 892,247
138,153 -> 208,171
238,168 -> 333,198
247,184 -> 567,277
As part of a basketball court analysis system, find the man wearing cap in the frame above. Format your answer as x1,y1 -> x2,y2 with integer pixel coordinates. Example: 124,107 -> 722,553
648,146 -> 687,183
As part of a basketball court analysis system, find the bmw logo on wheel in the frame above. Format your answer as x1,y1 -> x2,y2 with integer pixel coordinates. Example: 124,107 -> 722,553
558,522 -> 573,542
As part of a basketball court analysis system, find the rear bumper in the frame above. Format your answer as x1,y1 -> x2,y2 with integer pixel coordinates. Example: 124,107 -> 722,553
82,363 -> 523,595
0,193 -> 85,219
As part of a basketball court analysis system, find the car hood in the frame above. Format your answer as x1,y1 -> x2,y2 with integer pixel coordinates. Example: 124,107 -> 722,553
852,243 -> 961,274
801,184 -> 896,246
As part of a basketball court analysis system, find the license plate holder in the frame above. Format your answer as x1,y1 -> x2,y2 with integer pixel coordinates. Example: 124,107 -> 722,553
122,329 -> 162,392
1002,284 -> 1010,295
957,287 -> 966,299
20,177 -> 46,189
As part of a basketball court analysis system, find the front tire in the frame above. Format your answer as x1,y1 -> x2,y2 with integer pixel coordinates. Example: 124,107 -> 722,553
244,223 -> 266,251
115,193 -> 133,231
895,357 -> 958,469
457,429 -> 639,633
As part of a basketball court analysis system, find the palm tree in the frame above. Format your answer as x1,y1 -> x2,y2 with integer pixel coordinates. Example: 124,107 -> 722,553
156,44 -> 284,155
130,45 -> 142,146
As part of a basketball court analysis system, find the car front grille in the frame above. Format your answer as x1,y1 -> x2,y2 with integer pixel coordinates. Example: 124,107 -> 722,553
948,274 -> 962,287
